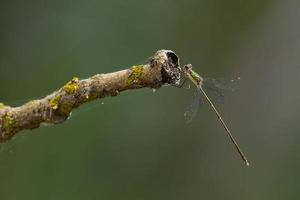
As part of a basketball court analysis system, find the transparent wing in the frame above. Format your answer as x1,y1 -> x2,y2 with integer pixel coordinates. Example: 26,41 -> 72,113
184,88 -> 203,124
202,77 -> 240,105
184,77 -> 240,124
203,77 -> 240,91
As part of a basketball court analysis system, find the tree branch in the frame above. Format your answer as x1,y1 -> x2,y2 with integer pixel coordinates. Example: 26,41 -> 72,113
0,50 -> 181,143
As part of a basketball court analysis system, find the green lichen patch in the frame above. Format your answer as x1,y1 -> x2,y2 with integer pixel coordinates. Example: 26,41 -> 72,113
126,65 -> 144,86
49,95 -> 73,117
50,95 -> 62,110
3,112 -> 16,134
63,77 -> 79,94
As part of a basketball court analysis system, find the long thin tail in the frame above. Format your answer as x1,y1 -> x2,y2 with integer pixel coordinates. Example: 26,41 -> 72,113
199,86 -> 249,166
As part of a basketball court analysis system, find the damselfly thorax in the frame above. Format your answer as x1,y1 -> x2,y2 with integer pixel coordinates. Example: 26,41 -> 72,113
183,64 -> 204,87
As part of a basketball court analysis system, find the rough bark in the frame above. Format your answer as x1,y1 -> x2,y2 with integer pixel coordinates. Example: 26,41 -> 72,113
0,50 -> 181,143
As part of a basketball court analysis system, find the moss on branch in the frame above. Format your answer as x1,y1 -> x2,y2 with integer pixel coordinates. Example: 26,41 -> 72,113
0,50 -> 181,143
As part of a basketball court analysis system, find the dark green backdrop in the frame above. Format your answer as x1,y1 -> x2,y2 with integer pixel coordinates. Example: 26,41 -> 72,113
1,0 -> 299,199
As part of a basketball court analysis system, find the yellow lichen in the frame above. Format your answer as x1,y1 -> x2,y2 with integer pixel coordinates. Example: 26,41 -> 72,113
50,95 -> 62,110
63,77 -> 79,94
126,65 -> 144,86
49,77 -> 79,116
3,112 -> 15,134
50,95 -> 73,116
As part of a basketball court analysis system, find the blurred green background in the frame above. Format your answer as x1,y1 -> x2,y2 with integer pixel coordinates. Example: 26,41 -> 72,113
1,0 -> 300,199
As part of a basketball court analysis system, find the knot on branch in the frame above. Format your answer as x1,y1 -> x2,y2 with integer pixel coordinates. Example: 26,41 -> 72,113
150,50 -> 181,86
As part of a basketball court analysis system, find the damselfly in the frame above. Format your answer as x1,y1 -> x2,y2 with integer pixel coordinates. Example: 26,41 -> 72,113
182,64 -> 249,166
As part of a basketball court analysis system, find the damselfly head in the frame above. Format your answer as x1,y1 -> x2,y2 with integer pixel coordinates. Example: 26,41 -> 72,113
183,64 -> 194,79
183,64 -> 193,73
